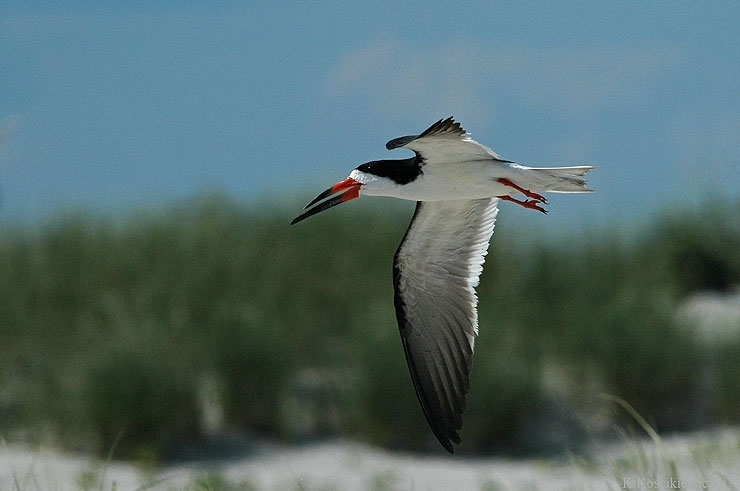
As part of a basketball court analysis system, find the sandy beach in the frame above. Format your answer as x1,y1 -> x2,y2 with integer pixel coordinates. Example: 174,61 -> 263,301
3,427 -> 739,490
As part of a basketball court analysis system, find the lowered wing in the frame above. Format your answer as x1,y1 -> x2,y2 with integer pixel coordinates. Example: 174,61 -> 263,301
393,197 -> 499,452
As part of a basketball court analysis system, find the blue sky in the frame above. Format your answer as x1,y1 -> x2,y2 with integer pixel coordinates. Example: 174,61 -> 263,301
1,3 -> 739,230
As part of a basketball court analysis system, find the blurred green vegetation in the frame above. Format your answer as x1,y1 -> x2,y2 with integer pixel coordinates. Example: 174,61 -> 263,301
0,195 -> 738,460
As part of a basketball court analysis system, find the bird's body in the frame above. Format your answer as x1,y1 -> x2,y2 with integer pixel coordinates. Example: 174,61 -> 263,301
352,160 -> 585,201
291,117 -> 593,453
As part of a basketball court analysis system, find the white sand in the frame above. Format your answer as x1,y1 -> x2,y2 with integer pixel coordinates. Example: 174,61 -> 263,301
3,428 -> 740,490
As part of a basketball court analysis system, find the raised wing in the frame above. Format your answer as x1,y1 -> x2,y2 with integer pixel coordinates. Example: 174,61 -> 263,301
386,117 -> 508,164
393,198 -> 499,452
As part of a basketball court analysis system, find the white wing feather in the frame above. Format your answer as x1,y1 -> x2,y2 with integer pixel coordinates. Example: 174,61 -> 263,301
393,197 -> 499,452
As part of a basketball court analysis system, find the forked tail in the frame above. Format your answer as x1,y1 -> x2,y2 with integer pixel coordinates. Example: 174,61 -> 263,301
529,166 -> 594,193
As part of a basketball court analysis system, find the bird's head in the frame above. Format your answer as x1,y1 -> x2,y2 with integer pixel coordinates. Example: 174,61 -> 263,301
290,157 -> 421,225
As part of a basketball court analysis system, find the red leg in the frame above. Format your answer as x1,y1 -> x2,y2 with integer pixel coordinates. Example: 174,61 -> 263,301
497,195 -> 548,214
496,178 -> 547,204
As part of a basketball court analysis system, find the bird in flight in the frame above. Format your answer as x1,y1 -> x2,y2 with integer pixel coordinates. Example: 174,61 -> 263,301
291,117 -> 593,453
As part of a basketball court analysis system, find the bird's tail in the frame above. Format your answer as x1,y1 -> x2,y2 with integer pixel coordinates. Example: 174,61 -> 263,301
526,166 -> 594,193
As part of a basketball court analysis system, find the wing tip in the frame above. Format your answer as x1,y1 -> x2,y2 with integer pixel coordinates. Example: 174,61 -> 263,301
397,327 -> 466,455
443,429 -> 463,453
385,117 -> 468,150
419,116 -> 466,139
440,437 -> 456,454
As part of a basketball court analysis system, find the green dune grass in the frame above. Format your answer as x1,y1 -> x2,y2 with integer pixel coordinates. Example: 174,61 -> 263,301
0,194 -> 738,460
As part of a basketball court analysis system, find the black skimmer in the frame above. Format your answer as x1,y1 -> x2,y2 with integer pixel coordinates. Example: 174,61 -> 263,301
291,117 -> 593,453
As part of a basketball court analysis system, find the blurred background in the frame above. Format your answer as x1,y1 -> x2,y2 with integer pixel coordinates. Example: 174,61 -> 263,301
1,2 -> 739,462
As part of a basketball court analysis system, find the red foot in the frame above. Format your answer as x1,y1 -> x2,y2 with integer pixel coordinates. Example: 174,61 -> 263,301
498,195 -> 548,214
496,178 -> 547,204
